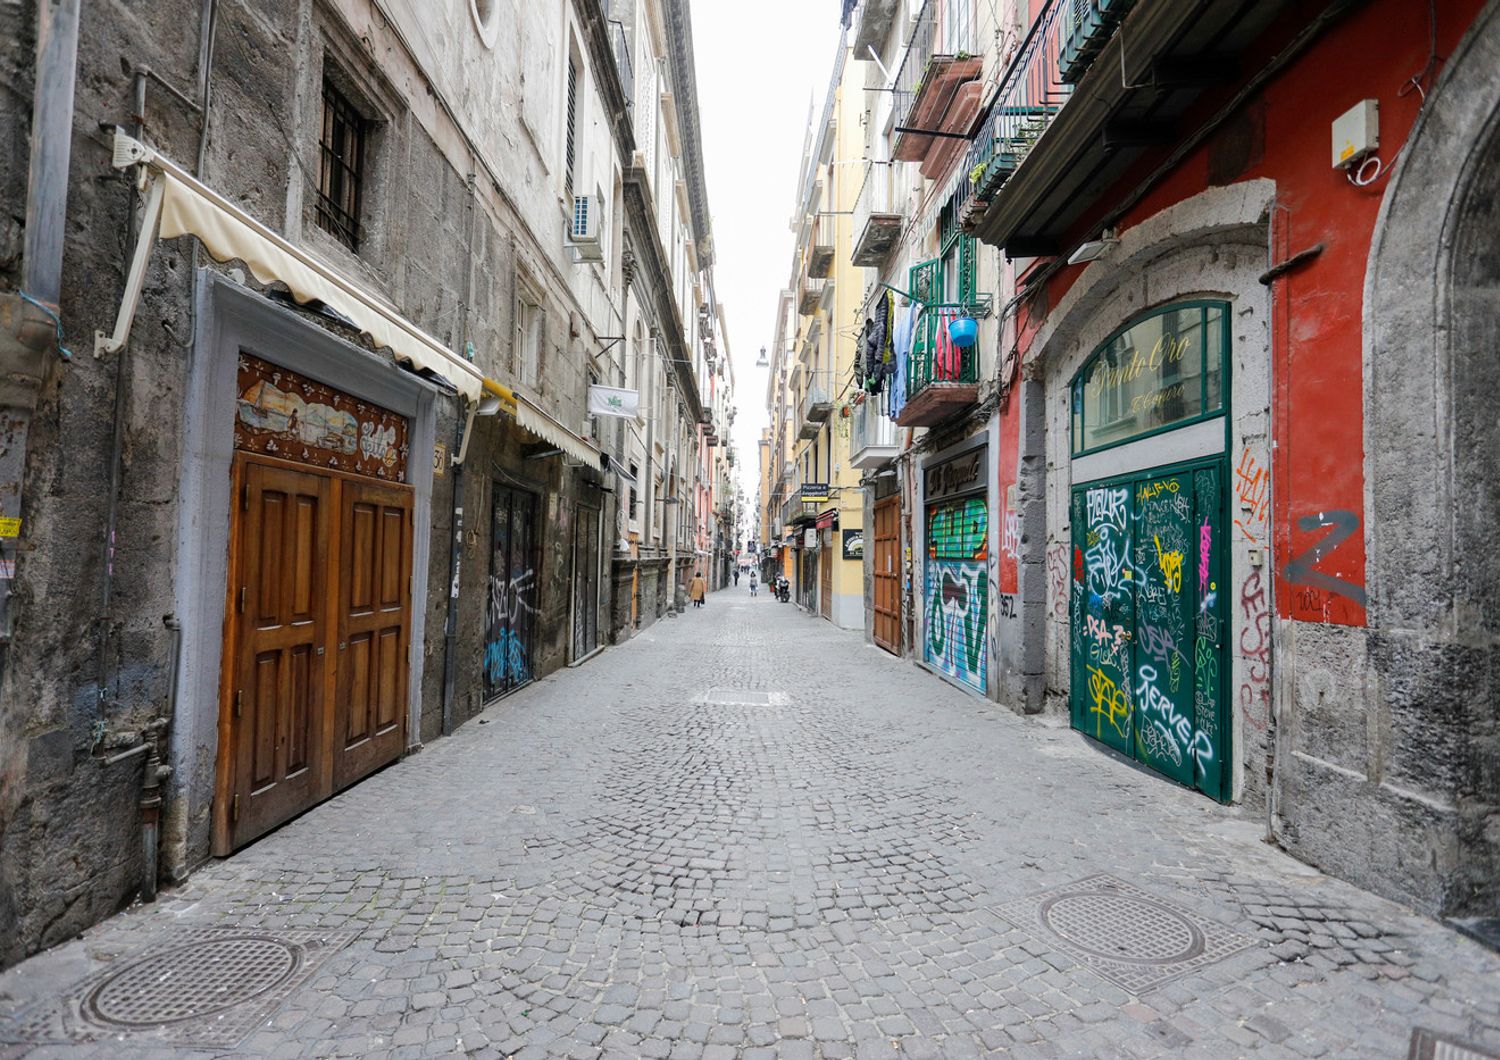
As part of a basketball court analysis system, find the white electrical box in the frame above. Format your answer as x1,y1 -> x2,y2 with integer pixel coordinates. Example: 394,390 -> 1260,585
1332,99 -> 1379,168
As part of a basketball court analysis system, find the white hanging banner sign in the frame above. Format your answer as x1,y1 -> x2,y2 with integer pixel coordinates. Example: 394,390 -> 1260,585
587,385 -> 640,419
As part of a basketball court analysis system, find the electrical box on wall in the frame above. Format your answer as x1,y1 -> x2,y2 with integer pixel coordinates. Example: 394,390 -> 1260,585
1332,99 -> 1379,168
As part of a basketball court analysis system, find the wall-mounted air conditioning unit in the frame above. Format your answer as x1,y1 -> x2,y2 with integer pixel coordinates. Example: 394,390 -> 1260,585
569,195 -> 604,262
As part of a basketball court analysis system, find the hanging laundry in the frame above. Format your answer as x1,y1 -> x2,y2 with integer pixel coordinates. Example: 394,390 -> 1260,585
934,307 -> 961,381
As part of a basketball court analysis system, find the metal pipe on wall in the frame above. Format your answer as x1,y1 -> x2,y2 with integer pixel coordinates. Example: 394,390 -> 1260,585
21,0 -> 82,304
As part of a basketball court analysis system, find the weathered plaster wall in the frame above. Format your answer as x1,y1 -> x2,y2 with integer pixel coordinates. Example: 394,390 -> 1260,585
1290,0 -> 1500,917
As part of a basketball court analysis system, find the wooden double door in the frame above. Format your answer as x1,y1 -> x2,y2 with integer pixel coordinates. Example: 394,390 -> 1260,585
215,454 -> 413,853
872,495 -> 901,654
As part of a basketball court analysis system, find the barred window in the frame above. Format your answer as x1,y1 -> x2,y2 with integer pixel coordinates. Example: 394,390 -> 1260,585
316,79 -> 367,251
565,57 -> 579,198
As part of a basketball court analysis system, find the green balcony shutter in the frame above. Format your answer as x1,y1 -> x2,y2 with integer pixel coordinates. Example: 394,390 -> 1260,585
909,257 -> 942,306
958,236 -> 976,308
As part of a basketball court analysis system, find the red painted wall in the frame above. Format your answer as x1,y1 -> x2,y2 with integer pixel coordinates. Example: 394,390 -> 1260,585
1021,0 -> 1484,626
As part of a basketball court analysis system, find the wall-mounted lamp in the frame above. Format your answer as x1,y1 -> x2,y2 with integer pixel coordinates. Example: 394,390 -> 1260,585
756,346 -> 769,367
1067,229 -> 1118,266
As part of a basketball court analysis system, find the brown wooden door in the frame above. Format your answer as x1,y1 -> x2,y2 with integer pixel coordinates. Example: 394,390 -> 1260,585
225,460 -> 332,849
873,495 -> 900,654
333,478 -> 412,791
218,455 -> 413,854
819,543 -> 833,617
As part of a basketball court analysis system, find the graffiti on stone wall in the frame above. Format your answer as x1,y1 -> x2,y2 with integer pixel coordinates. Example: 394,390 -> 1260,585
1238,568 -> 1271,732
1281,509 -> 1367,610
1047,541 -> 1069,626
1233,448 -> 1270,545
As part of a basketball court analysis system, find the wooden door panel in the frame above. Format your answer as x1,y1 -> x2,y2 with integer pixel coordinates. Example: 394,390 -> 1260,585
230,460 -> 331,848
333,479 -> 411,791
873,496 -> 900,654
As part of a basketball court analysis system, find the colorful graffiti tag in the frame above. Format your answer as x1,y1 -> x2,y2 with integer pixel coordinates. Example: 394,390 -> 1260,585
924,495 -> 988,694
1070,464 -> 1227,799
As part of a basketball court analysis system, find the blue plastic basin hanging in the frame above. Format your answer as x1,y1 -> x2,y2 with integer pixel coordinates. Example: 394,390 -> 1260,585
948,316 -> 978,348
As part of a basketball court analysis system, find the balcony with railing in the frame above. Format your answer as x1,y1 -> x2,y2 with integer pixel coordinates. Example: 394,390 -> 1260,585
808,214 -> 835,278
854,0 -> 901,53
965,0 -> 1301,255
797,275 -> 826,316
850,391 -> 900,468
798,383 -> 831,440
605,16 -> 633,109
891,0 -> 981,167
892,305 -> 979,428
851,161 -> 904,267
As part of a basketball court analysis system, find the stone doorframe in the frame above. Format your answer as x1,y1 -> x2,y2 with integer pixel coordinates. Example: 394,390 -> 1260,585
1362,0 -> 1500,916
165,271 -> 439,879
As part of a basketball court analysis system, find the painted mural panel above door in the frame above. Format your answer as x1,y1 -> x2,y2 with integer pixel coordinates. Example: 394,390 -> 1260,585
235,354 -> 410,482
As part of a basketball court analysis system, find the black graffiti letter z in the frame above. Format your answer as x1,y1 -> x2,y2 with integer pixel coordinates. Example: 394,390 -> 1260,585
1280,510 -> 1366,608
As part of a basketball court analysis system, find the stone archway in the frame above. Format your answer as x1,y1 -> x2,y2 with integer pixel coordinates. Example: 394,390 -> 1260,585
1364,0 -> 1500,919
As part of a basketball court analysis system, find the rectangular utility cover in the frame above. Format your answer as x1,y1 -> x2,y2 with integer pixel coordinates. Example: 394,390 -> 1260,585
1332,99 -> 1379,167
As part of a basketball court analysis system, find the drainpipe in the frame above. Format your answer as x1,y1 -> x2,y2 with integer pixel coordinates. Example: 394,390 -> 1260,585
0,0 -> 82,688
440,171 -> 478,737
440,414 -> 464,737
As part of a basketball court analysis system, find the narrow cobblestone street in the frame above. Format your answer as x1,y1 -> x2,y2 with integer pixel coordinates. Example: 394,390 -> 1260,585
2,588 -> 1497,1059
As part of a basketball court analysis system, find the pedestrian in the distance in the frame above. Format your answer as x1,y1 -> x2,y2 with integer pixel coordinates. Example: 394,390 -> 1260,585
734,569 -> 740,586
749,573 -> 758,597
689,571 -> 707,608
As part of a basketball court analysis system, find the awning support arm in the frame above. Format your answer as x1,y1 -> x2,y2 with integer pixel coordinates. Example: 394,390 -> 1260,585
95,172 -> 164,358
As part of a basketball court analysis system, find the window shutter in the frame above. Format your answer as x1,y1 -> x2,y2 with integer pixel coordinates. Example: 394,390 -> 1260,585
908,257 -> 942,306
958,236 -> 976,308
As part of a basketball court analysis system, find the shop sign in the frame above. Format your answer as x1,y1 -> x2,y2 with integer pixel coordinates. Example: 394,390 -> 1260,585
925,445 -> 986,503
1070,301 -> 1227,456
800,482 -> 831,503
804,528 -> 817,549
842,528 -> 863,560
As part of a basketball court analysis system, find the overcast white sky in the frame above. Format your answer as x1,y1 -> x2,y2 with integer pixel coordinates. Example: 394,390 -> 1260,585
689,1 -> 844,518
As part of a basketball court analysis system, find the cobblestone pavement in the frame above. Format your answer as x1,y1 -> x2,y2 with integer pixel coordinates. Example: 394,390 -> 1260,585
2,589 -> 1498,1058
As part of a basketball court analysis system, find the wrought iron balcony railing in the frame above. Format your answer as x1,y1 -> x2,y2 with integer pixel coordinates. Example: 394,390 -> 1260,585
892,304 -> 980,428
606,17 -> 633,110
851,160 -> 904,267
960,0 -> 1133,231
850,392 -> 900,468
891,0 -> 980,163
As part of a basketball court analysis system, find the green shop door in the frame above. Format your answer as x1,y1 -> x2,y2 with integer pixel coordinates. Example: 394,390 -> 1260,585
1069,462 -> 1228,799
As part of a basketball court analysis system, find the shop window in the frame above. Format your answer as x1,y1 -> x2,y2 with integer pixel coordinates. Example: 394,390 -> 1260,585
1070,301 -> 1228,457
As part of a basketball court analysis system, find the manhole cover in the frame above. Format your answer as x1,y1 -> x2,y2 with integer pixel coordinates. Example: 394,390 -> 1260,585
1040,891 -> 1205,964
702,688 -> 783,706
1,927 -> 358,1048
998,874 -> 1255,993
85,935 -> 298,1026
1409,1027 -> 1500,1060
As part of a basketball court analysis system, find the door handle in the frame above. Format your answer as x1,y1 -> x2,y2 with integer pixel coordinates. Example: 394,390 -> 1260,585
339,642 -> 346,651
316,646 -> 325,655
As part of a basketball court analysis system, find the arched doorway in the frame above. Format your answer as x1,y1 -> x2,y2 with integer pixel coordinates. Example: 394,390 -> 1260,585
1363,0 -> 1500,919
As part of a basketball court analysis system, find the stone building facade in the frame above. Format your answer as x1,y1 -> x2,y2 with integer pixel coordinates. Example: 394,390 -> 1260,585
0,0 -> 730,966
831,0 -> 1499,923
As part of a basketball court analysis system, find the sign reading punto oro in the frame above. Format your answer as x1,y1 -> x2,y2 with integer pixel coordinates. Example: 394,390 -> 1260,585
1071,302 -> 1229,456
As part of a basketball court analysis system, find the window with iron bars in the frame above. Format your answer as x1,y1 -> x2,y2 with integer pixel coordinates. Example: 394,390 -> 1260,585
565,57 -> 579,199
316,79 -> 367,251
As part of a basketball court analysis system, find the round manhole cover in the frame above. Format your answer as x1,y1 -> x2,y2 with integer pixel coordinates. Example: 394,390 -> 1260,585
85,935 -> 300,1027
1039,891 -> 1206,964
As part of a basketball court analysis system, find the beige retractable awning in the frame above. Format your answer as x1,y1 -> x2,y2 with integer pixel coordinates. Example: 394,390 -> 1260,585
100,131 -> 606,470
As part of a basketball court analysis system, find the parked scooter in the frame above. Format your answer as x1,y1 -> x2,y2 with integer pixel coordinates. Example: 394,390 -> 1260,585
775,576 -> 791,603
